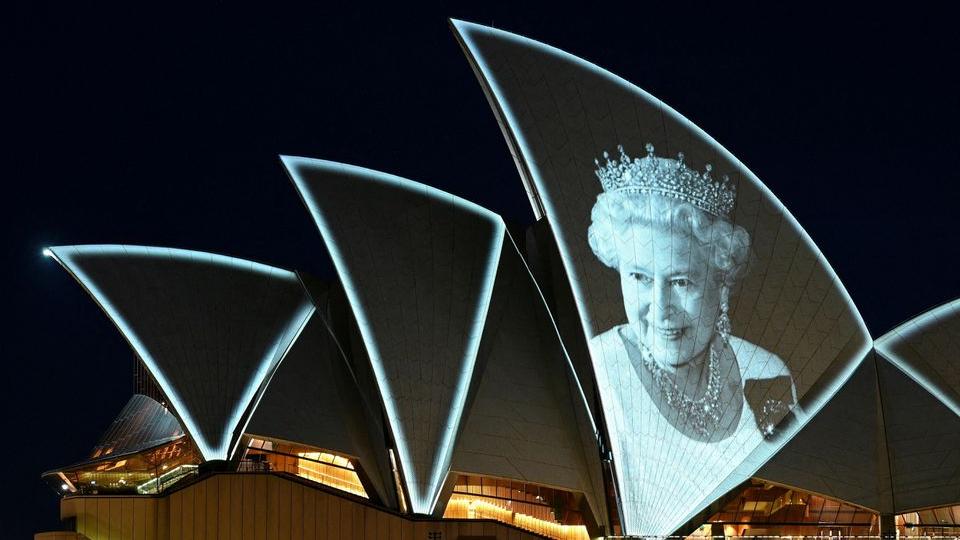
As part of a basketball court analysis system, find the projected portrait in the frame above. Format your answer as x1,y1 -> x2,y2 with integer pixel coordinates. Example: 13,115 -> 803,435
585,144 -> 804,533
454,20 -> 871,535
588,144 -> 797,443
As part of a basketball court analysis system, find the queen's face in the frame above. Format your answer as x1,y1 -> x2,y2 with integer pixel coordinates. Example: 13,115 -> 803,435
617,223 -> 723,369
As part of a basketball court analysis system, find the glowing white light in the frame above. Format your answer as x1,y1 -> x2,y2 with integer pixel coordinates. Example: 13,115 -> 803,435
452,19 -> 873,534
227,299 -> 315,461
45,245 -> 316,462
42,248 -> 53,257
60,483 -> 69,491
875,298 -> 960,418
283,156 -> 505,515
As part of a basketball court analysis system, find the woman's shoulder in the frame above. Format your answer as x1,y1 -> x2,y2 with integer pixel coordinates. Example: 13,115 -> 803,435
727,335 -> 790,381
589,324 -> 629,350
728,335 -> 804,438
588,325 -> 636,390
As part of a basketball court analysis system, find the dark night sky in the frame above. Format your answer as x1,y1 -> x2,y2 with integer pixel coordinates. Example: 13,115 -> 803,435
4,3 -> 960,536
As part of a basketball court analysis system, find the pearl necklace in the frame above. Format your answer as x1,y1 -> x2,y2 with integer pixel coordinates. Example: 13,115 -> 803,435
638,338 -> 723,438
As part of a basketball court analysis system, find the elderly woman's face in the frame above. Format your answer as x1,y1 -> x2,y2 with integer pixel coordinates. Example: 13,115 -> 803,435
618,224 -> 723,368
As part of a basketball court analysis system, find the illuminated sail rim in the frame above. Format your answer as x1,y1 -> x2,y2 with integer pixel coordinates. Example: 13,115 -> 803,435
450,19 -> 873,534
281,156 -> 506,514
46,244 -> 316,462
875,297 -> 960,418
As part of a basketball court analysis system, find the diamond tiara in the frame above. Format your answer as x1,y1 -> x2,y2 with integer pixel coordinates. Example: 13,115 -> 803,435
594,143 -> 736,218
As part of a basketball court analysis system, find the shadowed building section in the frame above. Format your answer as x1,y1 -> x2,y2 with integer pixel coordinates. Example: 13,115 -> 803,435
283,157 -> 505,514
245,301 -> 395,506
47,245 -> 316,462
451,20 -> 871,535
757,329 -> 960,517
757,354 -> 894,513
450,234 -> 606,532
876,353 -> 960,511
873,300 -> 960,512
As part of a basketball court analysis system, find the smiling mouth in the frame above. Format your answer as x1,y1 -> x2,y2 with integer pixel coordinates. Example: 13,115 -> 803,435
655,327 -> 684,341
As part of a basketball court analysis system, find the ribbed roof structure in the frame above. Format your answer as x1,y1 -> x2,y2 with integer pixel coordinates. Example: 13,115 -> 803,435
757,354 -> 894,513
39,20 -> 960,540
48,245 -> 316,462
451,233 -> 606,522
245,296 -> 395,506
876,299 -> 960,417
91,394 -> 184,459
283,157 -> 506,514
451,19 -> 872,535
761,301 -> 960,515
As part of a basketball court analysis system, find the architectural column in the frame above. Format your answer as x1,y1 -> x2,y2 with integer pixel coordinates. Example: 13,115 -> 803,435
880,513 -> 896,540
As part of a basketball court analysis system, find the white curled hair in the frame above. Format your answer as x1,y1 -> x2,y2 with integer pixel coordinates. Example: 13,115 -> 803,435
587,192 -> 751,287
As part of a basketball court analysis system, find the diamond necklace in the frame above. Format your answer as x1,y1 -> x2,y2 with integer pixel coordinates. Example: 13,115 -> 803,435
637,338 -> 723,438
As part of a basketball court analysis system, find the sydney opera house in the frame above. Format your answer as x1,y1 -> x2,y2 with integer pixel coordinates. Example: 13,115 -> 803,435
36,20 -> 960,540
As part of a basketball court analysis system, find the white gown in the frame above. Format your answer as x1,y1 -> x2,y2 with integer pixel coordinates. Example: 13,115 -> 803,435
589,325 -> 793,535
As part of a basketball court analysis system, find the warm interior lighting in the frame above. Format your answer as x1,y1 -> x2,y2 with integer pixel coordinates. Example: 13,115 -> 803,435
243,437 -> 368,499
443,475 -> 588,540
444,495 -> 588,540
899,504 -> 960,536
44,437 -> 200,496
136,464 -> 198,495
295,451 -> 366,498
705,480 -> 877,536
56,472 -> 77,494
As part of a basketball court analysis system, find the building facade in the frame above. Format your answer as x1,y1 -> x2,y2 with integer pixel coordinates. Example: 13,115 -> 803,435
37,20 -> 960,540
